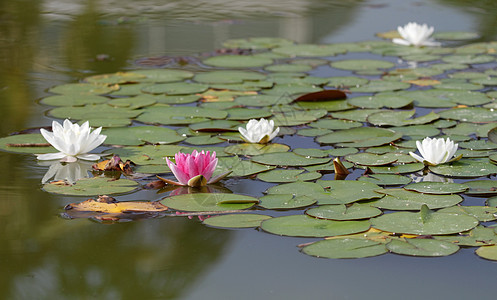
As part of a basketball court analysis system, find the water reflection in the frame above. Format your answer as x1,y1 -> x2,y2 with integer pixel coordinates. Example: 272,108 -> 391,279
39,160 -> 94,184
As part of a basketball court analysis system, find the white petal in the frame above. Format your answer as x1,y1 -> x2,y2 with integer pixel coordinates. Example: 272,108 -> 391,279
36,152 -> 67,161
409,151 -> 425,163
76,153 -> 101,161
393,38 -> 411,46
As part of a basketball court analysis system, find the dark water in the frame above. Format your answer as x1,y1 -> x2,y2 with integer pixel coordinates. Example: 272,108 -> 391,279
1,0 -> 497,299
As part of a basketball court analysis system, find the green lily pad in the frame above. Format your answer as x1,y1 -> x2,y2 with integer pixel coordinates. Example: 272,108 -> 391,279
103,126 -> 185,146
371,208 -> 479,235
306,203 -> 382,220
265,181 -> 324,197
234,94 -> 292,106
105,144 -> 188,165
331,109 -> 382,122
331,59 -> 394,71
271,108 -> 327,126
367,163 -> 426,174
316,180 -> 383,205
373,189 -> 463,210
161,193 -> 258,212
357,174 -> 412,186
107,96 -> 156,109
386,238 -> 459,257
141,82 -> 208,95
203,55 -> 273,68
429,158 -> 497,178
193,70 -> 265,84
302,238 -> 387,259
272,44 -> 347,57
251,152 -> 331,166
217,156 -> 275,177
442,54 -> 494,64
154,95 -> 201,104
309,119 -> 362,130
43,177 -> 139,196
349,81 -> 410,93
476,245 -> 497,261
256,169 -> 321,183
40,95 -> 109,106
222,37 -> 294,50
433,31 -> 479,40
348,95 -> 412,109
0,134 -> 56,154
137,106 -> 227,125
435,226 -> 497,246
326,76 -> 369,88
260,215 -> 370,237
345,153 -> 398,166
437,206 -> 497,222
293,148 -> 330,158
48,83 -> 116,95
48,104 -> 142,120
203,213 -> 271,228
224,143 -> 289,156
367,110 -> 439,127
131,69 -> 194,82
404,182 -> 469,194
258,194 -> 317,210
464,180 -> 497,197
225,107 -> 272,120
317,127 -> 402,148
84,72 -> 146,85
79,118 -> 131,128
265,64 -> 312,73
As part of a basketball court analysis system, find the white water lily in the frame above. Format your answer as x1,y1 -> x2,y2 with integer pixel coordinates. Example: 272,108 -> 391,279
409,137 -> 458,166
238,118 -> 280,144
36,119 -> 107,163
393,22 -> 440,47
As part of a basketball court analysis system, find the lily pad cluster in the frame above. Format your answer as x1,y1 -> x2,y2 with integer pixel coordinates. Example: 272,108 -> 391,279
4,33 -> 497,260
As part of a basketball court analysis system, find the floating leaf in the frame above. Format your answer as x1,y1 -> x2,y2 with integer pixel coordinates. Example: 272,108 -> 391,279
404,182 -> 469,194
0,134 -> 55,154
464,180 -> 497,197
103,126 -> 185,146
258,194 -> 316,210
251,152 -> 331,167
257,169 -> 321,183
294,90 -> 347,102
331,59 -> 394,71
224,143 -> 289,156
43,177 -> 139,196
141,82 -> 208,95
306,203 -> 382,221
302,238 -> 387,259
429,158 -> 497,178
260,215 -> 370,237
203,213 -> 271,228
435,226 -> 497,246
161,193 -> 258,212
316,180 -> 383,205
438,206 -> 497,222
386,238 -> 459,257
372,189 -> 463,210
317,127 -> 402,148
476,245 -> 497,261
357,174 -> 412,186
371,209 -> 478,235
203,55 -> 273,68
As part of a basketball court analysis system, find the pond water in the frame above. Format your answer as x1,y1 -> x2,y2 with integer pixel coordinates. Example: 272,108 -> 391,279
2,0 -> 497,299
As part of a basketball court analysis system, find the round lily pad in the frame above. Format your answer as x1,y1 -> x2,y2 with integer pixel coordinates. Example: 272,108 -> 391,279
251,152 -> 331,167
224,143 -> 289,156
103,126 -> 185,146
203,55 -> 273,68
317,127 -> 402,148
326,76 -> 369,88
437,206 -> 497,222
464,180 -> 497,197
302,238 -> 387,259
272,44 -> 347,57
386,238 -> 459,257
404,182 -> 469,194
0,134 -> 56,154
161,193 -> 258,212
433,31 -> 479,40
345,153 -> 398,166
256,169 -> 321,183
331,59 -> 394,71
48,83 -> 116,95
258,194 -> 317,210
131,69 -> 194,82
429,158 -> 497,178
371,209 -> 479,235
260,215 -> 370,237
348,95 -> 412,109
234,95 -> 293,106
306,203 -> 382,220
40,95 -> 109,106
316,180 -> 383,205
203,213 -> 271,228
193,70 -> 265,84
48,104 -> 142,120
84,72 -> 146,85
43,177 -> 139,196
137,106 -> 227,125
372,189 -> 463,210
265,181 -> 324,197
476,245 -> 497,261
349,81 -> 410,93
141,82 -> 208,95
309,119 -> 362,130
357,174 -> 412,186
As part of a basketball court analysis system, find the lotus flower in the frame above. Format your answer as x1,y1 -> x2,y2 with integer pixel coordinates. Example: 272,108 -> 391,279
36,119 -> 107,163
161,150 -> 230,187
238,118 -> 280,143
393,22 -> 441,47
409,137 -> 459,166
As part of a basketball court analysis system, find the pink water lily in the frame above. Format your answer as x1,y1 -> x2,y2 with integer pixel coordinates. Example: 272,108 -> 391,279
160,150 -> 229,187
